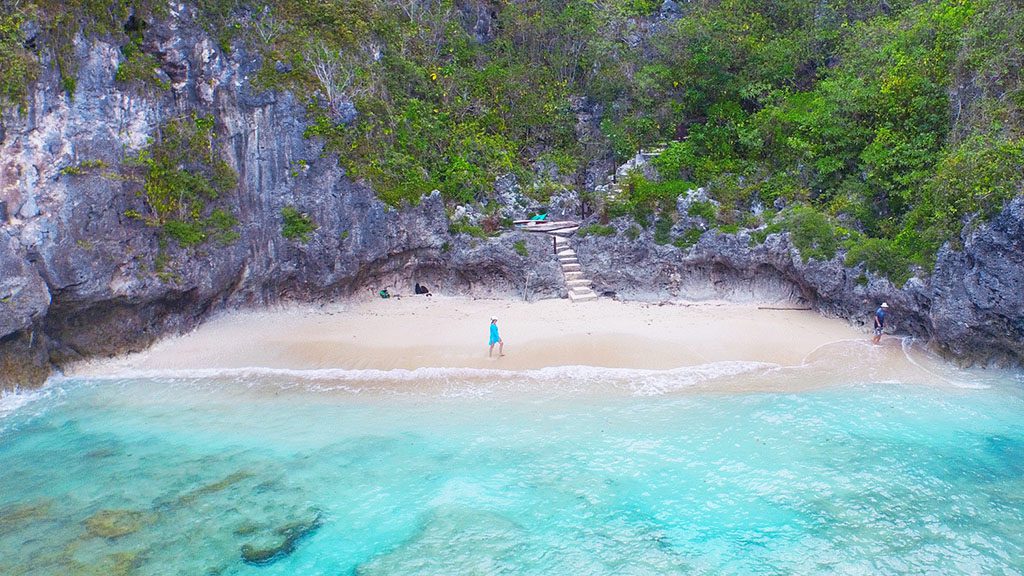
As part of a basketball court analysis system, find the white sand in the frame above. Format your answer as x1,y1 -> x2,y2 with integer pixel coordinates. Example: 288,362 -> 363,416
61,295 -> 990,394
68,296 -> 871,374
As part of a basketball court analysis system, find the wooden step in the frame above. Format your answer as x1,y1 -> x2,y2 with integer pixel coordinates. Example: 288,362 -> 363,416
561,263 -> 581,272
518,220 -> 580,234
566,279 -> 592,288
563,271 -> 584,281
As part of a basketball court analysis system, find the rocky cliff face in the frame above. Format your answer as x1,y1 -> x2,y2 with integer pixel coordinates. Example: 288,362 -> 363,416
576,196 -> 1024,367
928,197 -> 1024,364
0,5 -> 562,390
2,5 -> 1022,390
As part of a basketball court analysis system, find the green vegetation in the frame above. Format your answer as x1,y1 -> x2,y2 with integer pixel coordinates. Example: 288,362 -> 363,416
207,208 -> 241,245
749,206 -> 844,263
114,9 -> 170,90
0,11 -> 35,111
280,206 -> 316,242
844,236 -> 914,286
124,114 -> 239,248
289,160 -> 309,178
60,159 -> 109,176
686,201 -> 717,223
448,219 -> 487,238
249,0 -> 585,206
778,206 -> 842,263
116,40 -> 169,89
608,174 -> 693,226
653,215 -> 673,245
513,239 -> 529,257
674,228 -> 703,249
577,224 -> 616,237
2,0 -> 1021,285
592,0 -> 1023,281
0,0 -> 176,106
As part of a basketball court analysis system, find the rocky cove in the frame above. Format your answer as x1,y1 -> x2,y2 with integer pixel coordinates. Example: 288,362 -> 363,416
2,4 -> 1023,391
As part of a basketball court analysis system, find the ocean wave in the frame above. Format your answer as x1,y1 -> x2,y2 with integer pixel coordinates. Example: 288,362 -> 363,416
41,352 -> 1007,404
898,336 -> 996,389
51,361 -> 780,398
0,385 -> 53,419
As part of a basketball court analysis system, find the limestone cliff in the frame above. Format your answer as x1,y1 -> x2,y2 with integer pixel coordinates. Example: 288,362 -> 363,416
0,5 -> 562,389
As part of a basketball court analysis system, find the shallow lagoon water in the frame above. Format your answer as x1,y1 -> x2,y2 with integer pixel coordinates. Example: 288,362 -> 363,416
2,351 -> 1024,575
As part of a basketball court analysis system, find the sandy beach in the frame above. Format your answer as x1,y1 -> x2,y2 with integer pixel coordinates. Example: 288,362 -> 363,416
66,295 -> 876,374
60,294 -> 987,395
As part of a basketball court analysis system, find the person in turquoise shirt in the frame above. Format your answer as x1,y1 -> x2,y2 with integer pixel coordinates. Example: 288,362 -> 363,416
489,316 -> 504,357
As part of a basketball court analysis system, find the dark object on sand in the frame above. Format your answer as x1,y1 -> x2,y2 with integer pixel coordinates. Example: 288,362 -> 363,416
415,283 -> 432,296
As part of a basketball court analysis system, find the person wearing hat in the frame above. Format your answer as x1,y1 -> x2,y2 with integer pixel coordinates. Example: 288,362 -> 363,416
489,316 -> 505,357
872,302 -> 889,344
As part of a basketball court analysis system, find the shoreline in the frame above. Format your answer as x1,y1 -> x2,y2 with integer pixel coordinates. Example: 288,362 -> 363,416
0,295 -> 1004,411
65,295 -> 865,375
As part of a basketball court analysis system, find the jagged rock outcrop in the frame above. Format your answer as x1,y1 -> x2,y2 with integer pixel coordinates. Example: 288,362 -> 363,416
457,0 -> 500,44
0,233 -> 51,386
928,197 -> 1024,364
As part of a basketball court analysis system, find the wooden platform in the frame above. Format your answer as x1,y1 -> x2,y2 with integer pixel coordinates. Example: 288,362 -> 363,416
513,220 -> 580,237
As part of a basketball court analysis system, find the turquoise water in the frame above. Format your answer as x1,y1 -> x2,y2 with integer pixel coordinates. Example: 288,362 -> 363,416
2,360 -> 1024,575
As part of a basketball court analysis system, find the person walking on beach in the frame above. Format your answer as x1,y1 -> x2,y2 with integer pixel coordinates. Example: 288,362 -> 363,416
489,316 -> 505,357
872,302 -> 889,344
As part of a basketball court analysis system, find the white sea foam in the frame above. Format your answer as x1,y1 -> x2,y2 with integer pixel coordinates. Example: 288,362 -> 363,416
0,385 -> 51,419
44,347 -> 1004,403
899,336 -> 994,390
53,361 -> 780,398
57,365 -> 522,383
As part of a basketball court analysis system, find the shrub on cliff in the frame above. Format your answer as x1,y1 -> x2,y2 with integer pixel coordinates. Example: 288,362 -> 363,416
844,236 -> 914,287
0,11 -> 35,111
909,136 -> 1024,257
124,115 -> 239,250
779,206 -> 841,263
608,174 -> 693,225
577,224 -> 616,238
281,207 -> 317,242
